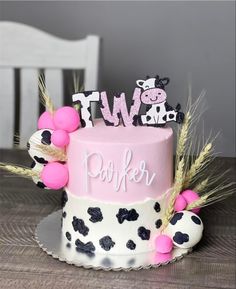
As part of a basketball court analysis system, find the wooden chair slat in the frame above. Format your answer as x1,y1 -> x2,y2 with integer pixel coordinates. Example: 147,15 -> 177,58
0,68 -> 14,148
45,69 -> 63,109
19,68 -> 39,148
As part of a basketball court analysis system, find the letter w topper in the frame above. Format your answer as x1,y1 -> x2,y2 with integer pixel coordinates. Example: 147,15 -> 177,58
72,89 -> 142,128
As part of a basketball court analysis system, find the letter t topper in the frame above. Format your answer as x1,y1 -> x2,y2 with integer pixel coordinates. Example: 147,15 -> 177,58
72,91 -> 100,127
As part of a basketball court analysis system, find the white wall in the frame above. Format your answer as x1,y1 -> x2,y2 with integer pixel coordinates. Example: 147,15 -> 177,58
0,1 -> 235,156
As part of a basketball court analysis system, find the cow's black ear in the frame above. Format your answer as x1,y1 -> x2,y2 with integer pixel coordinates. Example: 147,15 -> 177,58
161,77 -> 170,86
136,80 -> 145,88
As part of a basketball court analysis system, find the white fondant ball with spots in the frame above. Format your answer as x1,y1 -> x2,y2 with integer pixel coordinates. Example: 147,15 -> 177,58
165,210 -> 204,249
31,161 -> 49,189
28,129 -> 58,164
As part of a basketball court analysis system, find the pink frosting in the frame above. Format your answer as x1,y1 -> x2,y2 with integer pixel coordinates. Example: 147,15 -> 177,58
66,119 -> 173,203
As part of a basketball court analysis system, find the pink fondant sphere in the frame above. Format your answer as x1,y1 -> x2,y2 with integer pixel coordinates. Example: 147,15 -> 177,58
38,111 -> 55,130
155,234 -> 173,254
174,194 -> 187,212
41,162 -> 69,190
51,129 -> 70,147
181,190 -> 201,214
53,106 -> 80,132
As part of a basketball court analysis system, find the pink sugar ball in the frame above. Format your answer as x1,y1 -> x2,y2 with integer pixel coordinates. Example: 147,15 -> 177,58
51,129 -> 70,147
53,106 -> 80,132
41,162 -> 69,190
182,190 -> 201,214
155,234 -> 173,254
38,111 -> 56,130
174,194 -> 187,212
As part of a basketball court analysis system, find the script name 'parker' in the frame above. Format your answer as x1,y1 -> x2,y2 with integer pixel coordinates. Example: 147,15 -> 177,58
83,149 -> 156,192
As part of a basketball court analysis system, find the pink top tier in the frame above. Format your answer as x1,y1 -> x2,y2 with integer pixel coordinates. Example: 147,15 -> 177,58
66,120 -> 173,203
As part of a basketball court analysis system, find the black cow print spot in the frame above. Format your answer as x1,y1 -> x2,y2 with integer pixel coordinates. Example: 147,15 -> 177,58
169,113 -> 174,119
41,130 -> 51,145
87,106 -> 93,122
101,257 -> 113,267
175,103 -> 181,111
146,105 -> 152,112
87,207 -> 103,223
132,115 -> 142,126
156,106 -> 160,113
65,232 -> 71,241
162,115 -> 167,121
154,202 -> 161,212
146,115 -> 151,121
30,161 -> 36,168
104,119 -> 115,126
127,258 -> 136,266
126,240 -> 136,250
61,191 -> 68,208
116,208 -> 139,224
155,219 -> 162,229
66,243 -> 71,248
75,238 -> 95,254
173,231 -> 189,245
84,91 -> 94,97
99,236 -> 115,251
62,211 -> 67,218
170,212 -> 184,225
138,227 -> 150,240
34,156 -> 48,164
76,246 -> 95,257
191,215 -> 201,225
164,102 -> 173,111
80,119 -> 86,128
27,142 -> 30,150
36,181 -> 46,189
176,112 -> 185,124
72,217 -> 89,236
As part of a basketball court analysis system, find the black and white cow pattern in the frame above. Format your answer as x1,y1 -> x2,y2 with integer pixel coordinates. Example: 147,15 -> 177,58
28,129 -> 68,190
28,129 -> 52,163
72,91 -> 100,128
136,76 -> 185,127
165,210 -> 204,249
62,193 -> 166,254
31,161 -> 49,189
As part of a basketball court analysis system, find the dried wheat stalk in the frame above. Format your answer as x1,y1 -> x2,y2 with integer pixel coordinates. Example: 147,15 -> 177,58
38,75 -> 55,114
162,157 -> 185,229
0,163 -> 39,178
36,145 -> 67,162
184,143 -> 212,188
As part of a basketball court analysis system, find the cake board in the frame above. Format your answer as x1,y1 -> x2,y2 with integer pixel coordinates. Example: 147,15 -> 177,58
35,210 -> 191,271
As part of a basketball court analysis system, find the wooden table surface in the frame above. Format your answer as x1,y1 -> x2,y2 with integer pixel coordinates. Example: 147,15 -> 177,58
0,149 -> 235,289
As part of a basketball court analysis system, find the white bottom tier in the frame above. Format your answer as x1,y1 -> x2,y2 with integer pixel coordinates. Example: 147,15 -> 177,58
61,190 -> 169,255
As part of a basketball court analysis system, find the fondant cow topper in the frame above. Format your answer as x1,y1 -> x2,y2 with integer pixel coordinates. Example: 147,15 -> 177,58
133,75 -> 185,127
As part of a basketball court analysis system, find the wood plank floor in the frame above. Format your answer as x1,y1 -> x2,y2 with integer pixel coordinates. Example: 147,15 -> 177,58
0,149 -> 235,289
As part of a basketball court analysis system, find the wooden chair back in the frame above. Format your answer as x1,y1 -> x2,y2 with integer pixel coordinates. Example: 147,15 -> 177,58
0,21 -> 100,148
